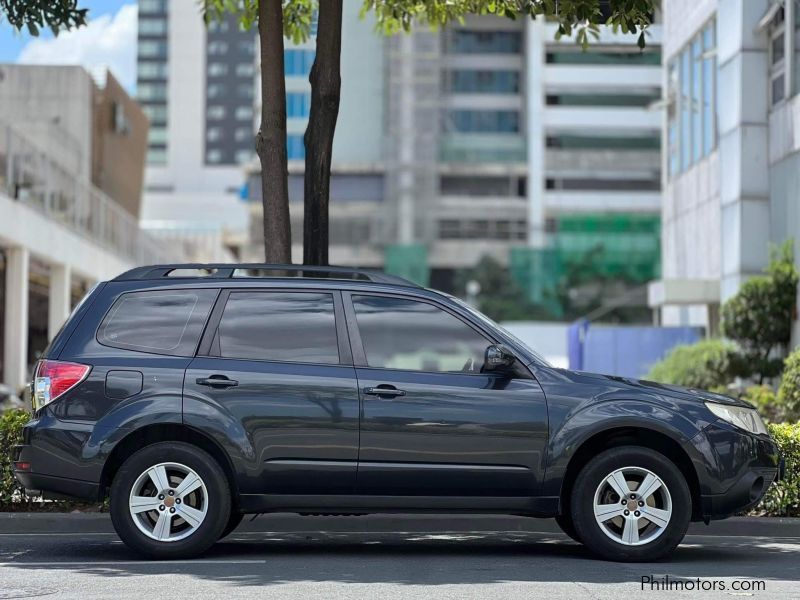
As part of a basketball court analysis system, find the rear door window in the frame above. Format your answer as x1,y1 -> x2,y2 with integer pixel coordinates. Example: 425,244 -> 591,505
215,291 -> 340,364
98,289 -> 217,356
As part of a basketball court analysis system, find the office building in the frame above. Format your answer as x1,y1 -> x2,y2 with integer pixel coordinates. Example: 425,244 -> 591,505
649,0 -> 800,344
137,0 -> 250,260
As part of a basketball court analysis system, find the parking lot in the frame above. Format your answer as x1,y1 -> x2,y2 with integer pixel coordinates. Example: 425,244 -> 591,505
1,514 -> 798,599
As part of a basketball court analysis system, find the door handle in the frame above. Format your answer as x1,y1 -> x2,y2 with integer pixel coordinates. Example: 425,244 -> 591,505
363,386 -> 406,398
196,375 -> 238,388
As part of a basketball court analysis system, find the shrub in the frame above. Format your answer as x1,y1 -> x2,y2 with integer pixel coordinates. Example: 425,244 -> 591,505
0,409 -> 30,506
758,422 -> 800,517
721,241 -> 798,383
742,385 -> 782,422
778,350 -> 800,422
646,339 -> 742,390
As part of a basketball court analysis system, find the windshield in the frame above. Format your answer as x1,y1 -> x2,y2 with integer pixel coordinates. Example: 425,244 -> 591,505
445,294 -> 552,367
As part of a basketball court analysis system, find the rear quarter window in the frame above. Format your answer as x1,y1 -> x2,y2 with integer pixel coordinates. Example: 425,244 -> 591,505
97,289 -> 217,356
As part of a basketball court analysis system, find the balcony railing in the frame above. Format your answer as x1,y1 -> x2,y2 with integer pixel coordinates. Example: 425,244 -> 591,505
0,121 -> 184,265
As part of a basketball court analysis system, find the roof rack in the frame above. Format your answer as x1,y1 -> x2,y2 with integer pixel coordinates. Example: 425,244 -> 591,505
113,263 -> 421,287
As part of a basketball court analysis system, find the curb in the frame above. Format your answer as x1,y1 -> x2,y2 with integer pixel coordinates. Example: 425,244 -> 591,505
1,512 -> 799,537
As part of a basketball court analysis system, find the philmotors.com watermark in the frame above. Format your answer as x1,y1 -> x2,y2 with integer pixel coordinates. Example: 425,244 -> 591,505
641,575 -> 766,592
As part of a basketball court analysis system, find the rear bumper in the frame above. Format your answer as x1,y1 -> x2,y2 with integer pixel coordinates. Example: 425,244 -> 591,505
12,417 -> 102,502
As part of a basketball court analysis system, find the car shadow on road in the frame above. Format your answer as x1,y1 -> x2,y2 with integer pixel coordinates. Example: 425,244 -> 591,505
4,530 -> 800,588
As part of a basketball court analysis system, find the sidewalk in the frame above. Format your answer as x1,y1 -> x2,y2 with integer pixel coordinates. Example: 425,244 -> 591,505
2,511 -> 799,537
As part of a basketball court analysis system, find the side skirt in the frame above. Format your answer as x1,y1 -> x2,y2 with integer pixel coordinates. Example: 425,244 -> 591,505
237,494 -> 560,517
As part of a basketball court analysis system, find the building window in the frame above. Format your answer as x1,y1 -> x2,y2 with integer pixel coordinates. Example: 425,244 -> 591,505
138,40 -> 167,59
235,150 -> 253,164
287,92 -> 310,118
139,0 -> 167,14
138,61 -> 167,79
668,18 -> 717,179
207,105 -> 226,120
239,40 -> 255,56
207,83 -> 224,99
206,149 -> 223,163
285,49 -> 315,76
238,83 -> 254,99
139,18 -> 167,35
448,30 -> 521,54
235,106 -> 253,121
236,63 -> 255,77
448,70 -> 520,94
235,127 -> 252,142
143,104 -> 167,125
148,127 -> 167,145
702,22 -> 716,156
138,83 -> 167,101
147,147 -> 167,164
208,40 -> 228,55
770,5 -> 787,105
287,134 -> 305,159
208,62 -> 228,77
448,110 -> 520,133
207,127 -> 222,142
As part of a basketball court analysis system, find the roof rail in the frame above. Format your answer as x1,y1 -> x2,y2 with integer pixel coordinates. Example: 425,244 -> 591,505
113,263 -> 421,287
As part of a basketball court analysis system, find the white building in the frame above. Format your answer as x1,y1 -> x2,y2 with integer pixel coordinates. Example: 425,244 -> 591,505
0,65 -> 180,392
650,0 -> 800,343
137,0 -> 250,260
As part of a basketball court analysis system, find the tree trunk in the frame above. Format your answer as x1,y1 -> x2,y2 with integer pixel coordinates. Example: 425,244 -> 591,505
256,0 -> 291,263
302,0 -> 343,266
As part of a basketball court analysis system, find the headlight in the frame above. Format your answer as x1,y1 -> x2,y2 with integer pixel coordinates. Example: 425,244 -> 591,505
705,402 -> 768,436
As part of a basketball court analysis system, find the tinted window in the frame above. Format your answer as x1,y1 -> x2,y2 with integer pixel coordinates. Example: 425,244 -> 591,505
98,290 -> 217,356
217,292 -> 339,364
352,295 -> 490,373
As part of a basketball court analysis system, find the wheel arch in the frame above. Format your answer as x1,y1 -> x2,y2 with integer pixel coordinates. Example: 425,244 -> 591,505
99,423 -> 239,506
558,426 -> 703,522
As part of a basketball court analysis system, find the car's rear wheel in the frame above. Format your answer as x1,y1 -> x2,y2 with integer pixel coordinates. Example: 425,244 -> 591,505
570,446 -> 691,562
110,442 -> 230,559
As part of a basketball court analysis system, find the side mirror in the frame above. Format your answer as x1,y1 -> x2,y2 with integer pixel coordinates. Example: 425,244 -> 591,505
484,344 -> 515,371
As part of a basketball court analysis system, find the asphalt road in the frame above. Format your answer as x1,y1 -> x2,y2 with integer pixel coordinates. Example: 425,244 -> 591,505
1,514 -> 799,599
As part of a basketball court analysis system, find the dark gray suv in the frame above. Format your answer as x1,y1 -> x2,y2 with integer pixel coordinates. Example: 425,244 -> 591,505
13,264 -> 782,561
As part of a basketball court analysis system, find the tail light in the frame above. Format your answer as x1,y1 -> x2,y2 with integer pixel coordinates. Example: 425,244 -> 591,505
33,360 -> 91,411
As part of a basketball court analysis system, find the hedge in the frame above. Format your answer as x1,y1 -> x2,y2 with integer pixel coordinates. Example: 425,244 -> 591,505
1,409 -> 30,507
645,339 -> 742,391
758,422 -> 800,517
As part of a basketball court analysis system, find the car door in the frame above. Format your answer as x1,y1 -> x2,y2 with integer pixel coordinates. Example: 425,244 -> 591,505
344,292 -> 548,497
183,289 -> 360,495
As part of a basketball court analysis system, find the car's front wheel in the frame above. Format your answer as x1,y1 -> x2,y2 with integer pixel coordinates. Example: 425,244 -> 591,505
110,442 -> 231,559
570,446 -> 691,561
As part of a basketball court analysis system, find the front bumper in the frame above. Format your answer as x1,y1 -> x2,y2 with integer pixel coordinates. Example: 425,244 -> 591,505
697,421 -> 781,520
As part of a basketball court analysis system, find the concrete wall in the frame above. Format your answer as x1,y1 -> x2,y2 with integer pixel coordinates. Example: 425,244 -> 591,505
0,64 -> 93,181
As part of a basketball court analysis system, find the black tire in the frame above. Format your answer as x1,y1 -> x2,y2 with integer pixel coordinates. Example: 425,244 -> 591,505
110,442 -> 231,559
219,511 -> 244,539
570,446 -> 691,562
555,513 -> 582,543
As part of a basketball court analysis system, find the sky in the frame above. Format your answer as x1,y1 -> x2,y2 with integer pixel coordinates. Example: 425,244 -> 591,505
0,1 -> 137,92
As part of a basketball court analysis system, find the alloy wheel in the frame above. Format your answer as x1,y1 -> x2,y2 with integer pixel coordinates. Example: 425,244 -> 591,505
592,466 -> 672,546
128,462 -> 209,542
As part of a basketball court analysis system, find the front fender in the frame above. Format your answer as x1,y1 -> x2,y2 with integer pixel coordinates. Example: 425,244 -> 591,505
541,399 -> 717,498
